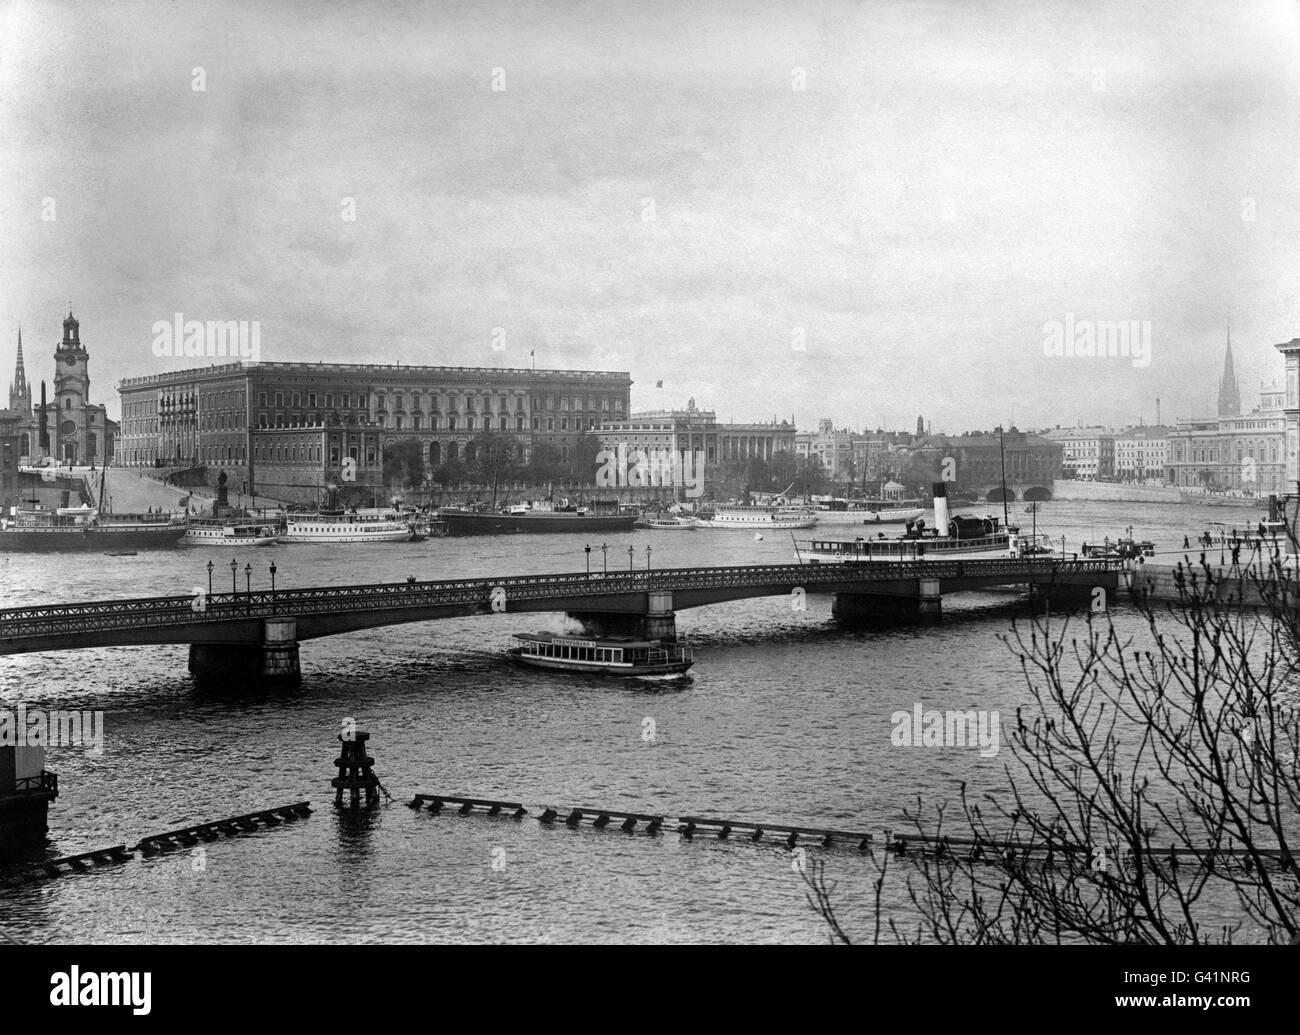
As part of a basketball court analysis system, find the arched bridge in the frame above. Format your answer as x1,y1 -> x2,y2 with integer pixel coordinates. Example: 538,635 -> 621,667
0,558 -> 1121,683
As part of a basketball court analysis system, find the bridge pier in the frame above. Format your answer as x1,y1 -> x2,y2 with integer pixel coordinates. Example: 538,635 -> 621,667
567,591 -> 677,642
833,579 -> 943,624
188,618 -> 301,688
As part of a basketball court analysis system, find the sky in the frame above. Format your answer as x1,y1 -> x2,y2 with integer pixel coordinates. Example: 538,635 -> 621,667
1,0 -> 1298,433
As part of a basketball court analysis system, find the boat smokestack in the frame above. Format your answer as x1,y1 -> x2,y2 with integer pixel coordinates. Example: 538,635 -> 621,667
932,481 -> 949,535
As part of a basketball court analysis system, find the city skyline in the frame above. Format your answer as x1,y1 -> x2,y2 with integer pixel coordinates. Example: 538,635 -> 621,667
3,0 -> 1298,433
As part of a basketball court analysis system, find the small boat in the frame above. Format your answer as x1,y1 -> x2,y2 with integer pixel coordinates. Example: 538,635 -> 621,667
509,632 -> 694,676
184,518 -> 280,547
104,551 -> 138,557
647,516 -> 697,530
753,532 -> 764,541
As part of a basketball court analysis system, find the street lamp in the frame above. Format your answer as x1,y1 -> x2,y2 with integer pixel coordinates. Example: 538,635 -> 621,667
244,563 -> 252,595
230,558 -> 238,594
628,544 -> 635,571
601,542 -> 608,573
584,544 -> 591,575
206,560 -> 214,595
645,544 -> 652,571
269,561 -> 277,612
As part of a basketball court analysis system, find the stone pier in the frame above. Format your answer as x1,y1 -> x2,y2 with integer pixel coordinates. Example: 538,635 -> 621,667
188,618 -> 301,687
568,590 -> 678,641
832,580 -> 942,623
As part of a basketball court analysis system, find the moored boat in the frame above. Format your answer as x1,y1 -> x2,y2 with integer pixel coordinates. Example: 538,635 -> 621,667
693,502 -> 817,529
0,503 -> 187,551
438,498 -> 637,536
509,631 -> 693,676
279,507 -> 425,543
794,482 -> 1019,563
647,516 -> 698,530
184,518 -> 280,547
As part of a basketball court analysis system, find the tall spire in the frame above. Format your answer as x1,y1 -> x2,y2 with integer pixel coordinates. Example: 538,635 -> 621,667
1218,320 -> 1241,417
8,325 -> 31,411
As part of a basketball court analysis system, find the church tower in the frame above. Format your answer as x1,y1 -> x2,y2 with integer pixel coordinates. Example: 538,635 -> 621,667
52,308 -> 92,462
8,326 -> 31,413
1218,323 -> 1241,417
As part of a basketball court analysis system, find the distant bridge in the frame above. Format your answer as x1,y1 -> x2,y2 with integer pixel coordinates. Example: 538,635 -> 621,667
0,558 -> 1120,683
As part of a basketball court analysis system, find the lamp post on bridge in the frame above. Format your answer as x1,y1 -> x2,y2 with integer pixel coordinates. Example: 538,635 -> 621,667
645,544 -> 652,571
206,560 -> 213,596
230,557 -> 238,594
584,544 -> 591,576
601,542 -> 608,573
244,563 -> 252,601
270,561 -> 277,613
627,544 -> 635,571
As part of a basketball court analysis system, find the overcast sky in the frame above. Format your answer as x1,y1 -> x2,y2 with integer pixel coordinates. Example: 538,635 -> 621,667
2,0 -> 1297,432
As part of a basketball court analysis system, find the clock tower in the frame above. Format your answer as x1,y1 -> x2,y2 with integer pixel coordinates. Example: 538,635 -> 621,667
52,308 -> 91,463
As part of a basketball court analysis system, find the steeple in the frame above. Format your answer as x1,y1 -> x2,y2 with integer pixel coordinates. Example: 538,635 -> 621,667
60,306 -> 83,352
8,325 -> 31,412
1218,321 -> 1241,417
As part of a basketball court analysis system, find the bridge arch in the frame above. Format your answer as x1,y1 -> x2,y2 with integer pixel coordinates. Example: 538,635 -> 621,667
986,486 -> 1018,503
1022,485 -> 1053,502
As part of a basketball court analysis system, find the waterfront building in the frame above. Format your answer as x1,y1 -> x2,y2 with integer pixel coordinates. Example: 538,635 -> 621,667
1276,336 -> 1300,487
595,399 -> 796,492
117,360 -> 631,503
1113,425 -> 1171,482
795,419 -> 857,483
909,428 -> 1062,501
1165,389 -> 1286,493
5,313 -> 117,465
1040,426 -> 1115,480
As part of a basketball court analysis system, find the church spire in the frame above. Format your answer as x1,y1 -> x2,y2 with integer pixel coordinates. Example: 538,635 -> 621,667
8,325 -> 31,411
1218,321 -> 1241,417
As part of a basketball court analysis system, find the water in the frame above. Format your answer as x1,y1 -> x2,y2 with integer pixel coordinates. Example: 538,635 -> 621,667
0,499 -> 1278,943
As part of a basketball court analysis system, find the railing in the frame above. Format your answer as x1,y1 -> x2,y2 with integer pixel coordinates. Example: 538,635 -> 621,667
0,559 -> 1121,645
8,771 -> 58,795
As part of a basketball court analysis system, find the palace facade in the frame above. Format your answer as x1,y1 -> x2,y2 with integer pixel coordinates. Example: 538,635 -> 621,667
116,360 -> 631,502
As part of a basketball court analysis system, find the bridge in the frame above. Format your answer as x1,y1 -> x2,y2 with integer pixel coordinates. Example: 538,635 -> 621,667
0,557 -> 1120,685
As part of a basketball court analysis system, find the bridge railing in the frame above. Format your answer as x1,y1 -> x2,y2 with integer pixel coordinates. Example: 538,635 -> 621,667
0,558 -> 1121,643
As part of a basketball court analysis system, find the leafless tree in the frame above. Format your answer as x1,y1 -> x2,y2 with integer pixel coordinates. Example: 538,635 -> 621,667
805,522 -> 1300,944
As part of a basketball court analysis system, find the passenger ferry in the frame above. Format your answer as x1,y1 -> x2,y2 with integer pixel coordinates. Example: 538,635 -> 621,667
693,502 -> 817,530
810,482 -> 925,525
647,516 -> 698,530
279,506 -> 426,543
794,483 -> 1019,563
0,503 -> 187,551
183,518 -> 280,547
509,632 -> 694,676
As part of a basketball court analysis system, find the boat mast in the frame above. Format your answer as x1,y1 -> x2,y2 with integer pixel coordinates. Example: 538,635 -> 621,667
998,425 -> 1010,529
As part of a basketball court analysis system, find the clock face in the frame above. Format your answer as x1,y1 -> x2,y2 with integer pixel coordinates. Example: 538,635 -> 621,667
60,420 -> 77,436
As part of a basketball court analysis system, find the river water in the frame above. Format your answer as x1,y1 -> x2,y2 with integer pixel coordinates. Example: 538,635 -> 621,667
0,499 -> 1282,943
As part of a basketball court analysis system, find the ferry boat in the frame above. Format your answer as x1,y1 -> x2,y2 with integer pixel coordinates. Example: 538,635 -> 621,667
647,516 -> 698,530
183,518 -> 280,547
810,482 -> 925,525
0,501 -> 187,551
794,483 -> 1019,563
438,498 -> 637,536
279,506 -> 426,543
693,502 -> 818,530
509,631 -> 694,676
